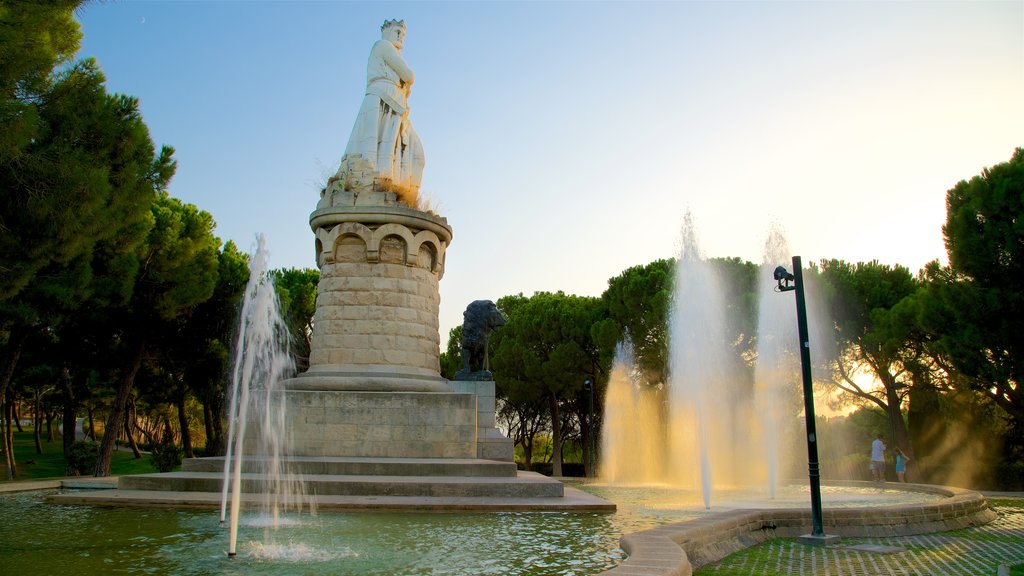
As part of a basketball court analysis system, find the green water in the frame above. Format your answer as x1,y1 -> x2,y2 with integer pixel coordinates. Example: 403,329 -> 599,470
1,490 -> 624,575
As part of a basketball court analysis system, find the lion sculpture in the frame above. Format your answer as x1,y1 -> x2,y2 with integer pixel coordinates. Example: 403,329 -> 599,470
454,300 -> 506,381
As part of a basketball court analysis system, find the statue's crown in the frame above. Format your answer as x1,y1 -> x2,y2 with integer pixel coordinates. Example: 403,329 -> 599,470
381,19 -> 406,31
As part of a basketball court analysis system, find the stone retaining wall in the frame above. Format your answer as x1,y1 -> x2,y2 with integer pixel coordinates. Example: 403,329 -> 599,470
285,390 -> 477,458
597,482 -> 999,576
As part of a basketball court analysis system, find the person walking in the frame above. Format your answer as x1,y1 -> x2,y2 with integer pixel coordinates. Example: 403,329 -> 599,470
894,447 -> 910,483
870,434 -> 886,482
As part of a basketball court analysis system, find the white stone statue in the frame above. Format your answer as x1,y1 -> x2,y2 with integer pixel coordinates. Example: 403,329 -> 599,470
334,19 -> 425,204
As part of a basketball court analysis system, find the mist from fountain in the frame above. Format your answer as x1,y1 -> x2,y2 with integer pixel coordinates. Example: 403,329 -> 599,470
753,224 -> 802,499
222,234 -> 315,556
600,340 -> 665,484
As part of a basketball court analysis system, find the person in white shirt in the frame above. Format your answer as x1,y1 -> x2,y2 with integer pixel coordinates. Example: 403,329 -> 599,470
870,434 -> 886,482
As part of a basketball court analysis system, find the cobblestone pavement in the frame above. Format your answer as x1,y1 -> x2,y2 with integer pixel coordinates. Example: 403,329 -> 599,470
697,504 -> 1024,575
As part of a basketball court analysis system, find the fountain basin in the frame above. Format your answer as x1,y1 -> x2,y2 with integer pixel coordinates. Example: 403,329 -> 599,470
3,480 -> 990,575
595,480 -> 997,575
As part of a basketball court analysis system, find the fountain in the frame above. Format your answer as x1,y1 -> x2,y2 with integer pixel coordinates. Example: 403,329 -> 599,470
668,212 -> 742,509
593,214 -> 997,573
600,214 -> 833,508
221,234 -> 313,555
601,212 -> 762,507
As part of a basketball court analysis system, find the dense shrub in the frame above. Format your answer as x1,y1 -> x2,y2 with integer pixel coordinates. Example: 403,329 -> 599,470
67,441 -> 99,476
149,437 -> 183,473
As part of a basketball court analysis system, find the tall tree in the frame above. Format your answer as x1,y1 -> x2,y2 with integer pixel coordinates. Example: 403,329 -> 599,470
1,3 -> 86,466
816,260 -> 920,460
187,241 -> 248,456
490,292 -> 603,476
0,44 -> 174,476
95,194 -> 219,476
439,326 -> 463,380
0,57 -> 173,302
709,256 -> 759,363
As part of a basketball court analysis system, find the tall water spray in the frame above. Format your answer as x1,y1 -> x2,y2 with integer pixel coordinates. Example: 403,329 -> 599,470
668,211 -> 740,509
222,235 -> 314,557
753,225 -> 802,498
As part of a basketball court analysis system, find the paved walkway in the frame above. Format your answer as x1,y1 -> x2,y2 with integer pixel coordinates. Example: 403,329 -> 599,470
696,502 -> 1024,575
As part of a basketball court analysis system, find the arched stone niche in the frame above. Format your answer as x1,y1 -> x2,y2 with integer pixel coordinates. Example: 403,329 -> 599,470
314,219 -> 447,276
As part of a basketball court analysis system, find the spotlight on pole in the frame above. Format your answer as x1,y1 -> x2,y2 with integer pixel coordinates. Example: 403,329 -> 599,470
774,266 -> 795,292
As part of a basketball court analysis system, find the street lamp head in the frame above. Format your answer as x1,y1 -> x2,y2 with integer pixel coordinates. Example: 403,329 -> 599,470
774,265 -> 795,292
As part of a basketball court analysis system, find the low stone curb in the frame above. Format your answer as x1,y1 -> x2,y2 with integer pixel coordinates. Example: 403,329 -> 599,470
597,482 -> 998,576
0,479 -> 63,493
46,482 -> 615,512
0,476 -> 119,494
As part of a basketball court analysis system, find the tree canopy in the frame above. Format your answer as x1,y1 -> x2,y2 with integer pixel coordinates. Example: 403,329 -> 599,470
0,0 -> 82,162
600,259 -> 672,385
490,292 -> 603,475
923,148 -> 1024,427
272,267 -> 319,373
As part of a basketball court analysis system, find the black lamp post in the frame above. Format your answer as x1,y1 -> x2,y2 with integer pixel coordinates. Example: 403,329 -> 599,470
583,378 -> 595,477
774,256 -> 838,545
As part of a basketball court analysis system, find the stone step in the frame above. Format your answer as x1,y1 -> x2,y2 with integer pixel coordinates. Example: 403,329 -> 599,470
120,471 -> 564,498
181,456 -> 518,478
48,486 -> 616,512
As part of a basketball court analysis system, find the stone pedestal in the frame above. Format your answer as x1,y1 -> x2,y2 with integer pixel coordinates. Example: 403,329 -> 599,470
448,380 -> 515,461
284,390 -> 477,458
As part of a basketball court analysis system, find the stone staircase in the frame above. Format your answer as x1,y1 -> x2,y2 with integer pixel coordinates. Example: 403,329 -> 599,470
49,456 -> 615,512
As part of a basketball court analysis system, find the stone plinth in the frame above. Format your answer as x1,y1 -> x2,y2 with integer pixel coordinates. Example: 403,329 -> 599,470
298,191 -> 452,392
449,380 -> 514,461
285,390 -> 476,459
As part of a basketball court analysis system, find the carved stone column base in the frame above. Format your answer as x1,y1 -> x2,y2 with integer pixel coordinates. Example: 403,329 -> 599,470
284,366 -> 450,392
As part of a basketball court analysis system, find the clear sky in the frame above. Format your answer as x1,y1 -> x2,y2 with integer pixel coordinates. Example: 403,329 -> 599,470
76,0 -> 1024,341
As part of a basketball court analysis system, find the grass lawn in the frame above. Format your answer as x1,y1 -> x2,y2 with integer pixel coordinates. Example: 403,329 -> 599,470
1,427 -> 159,481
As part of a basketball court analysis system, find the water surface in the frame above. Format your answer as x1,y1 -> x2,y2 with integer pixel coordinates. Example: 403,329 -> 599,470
0,483 -> 939,575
